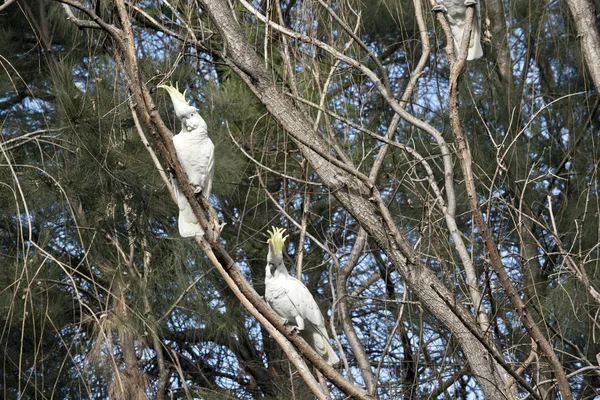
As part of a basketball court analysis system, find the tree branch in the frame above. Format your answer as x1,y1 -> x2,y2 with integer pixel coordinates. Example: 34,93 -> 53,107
445,5 -> 573,399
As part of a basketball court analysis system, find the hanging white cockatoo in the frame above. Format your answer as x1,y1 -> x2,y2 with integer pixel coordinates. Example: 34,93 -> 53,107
433,0 -> 483,60
264,227 -> 340,366
158,83 -> 214,237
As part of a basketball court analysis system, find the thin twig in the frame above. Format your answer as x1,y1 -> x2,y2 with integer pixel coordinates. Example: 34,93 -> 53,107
157,268 -> 215,324
226,121 -> 322,186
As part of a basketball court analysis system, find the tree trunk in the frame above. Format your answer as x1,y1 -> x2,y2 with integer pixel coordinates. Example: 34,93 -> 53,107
113,282 -> 149,400
565,0 -> 600,91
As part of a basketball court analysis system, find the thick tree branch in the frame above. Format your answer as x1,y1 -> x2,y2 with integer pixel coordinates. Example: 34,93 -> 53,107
565,0 -> 600,92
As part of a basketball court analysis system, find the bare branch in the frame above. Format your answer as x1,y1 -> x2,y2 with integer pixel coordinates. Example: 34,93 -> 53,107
0,0 -> 16,12
57,0 -> 121,35
445,5 -> 573,399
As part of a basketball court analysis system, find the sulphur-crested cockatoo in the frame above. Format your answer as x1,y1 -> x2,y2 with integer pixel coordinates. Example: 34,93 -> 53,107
264,227 -> 340,366
158,83 -> 214,237
433,0 -> 483,60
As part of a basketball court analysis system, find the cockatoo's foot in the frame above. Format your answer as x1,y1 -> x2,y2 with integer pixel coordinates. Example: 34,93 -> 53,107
464,0 -> 477,5
193,186 -> 203,194
282,319 -> 299,333
432,4 -> 447,12
211,222 -> 226,239
282,321 -> 300,334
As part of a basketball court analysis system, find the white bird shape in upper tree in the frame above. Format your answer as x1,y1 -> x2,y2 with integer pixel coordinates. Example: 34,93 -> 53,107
264,227 -> 340,366
158,83 -> 214,237
433,0 -> 483,60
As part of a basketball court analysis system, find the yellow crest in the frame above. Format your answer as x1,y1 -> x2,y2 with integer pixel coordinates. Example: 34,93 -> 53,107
267,227 -> 288,254
157,82 -> 189,105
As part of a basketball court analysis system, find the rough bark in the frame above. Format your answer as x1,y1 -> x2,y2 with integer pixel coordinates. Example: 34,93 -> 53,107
114,283 -> 149,400
565,0 -> 600,92
485,0 -> 513,85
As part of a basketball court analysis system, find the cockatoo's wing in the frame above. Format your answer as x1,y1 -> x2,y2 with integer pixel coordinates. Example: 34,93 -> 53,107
171,179 -> 185,211
468,3 -> 483,60
173,133 -> 214,197
171,133 -> 213,238
284,277 -> 325,328
283,277 -> 340,365
201,140 -> 215,199
450,4 -> 482,60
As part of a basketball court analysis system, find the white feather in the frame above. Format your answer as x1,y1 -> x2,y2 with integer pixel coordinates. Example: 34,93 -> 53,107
265,249 -> 340,366
171,115 -> 214,237
172,180 -> 204,237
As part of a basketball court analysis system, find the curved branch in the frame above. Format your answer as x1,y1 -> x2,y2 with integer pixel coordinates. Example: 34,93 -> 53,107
57,0 -> 121,36
445,5 -> 573,400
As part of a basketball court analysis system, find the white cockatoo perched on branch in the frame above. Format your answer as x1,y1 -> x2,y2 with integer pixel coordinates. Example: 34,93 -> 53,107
264,227 -> 340,366
159,83 -> 214,237
433,0 -> 483,60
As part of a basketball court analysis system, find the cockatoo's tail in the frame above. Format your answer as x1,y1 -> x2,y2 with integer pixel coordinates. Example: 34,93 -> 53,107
267,227 -> 288,254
